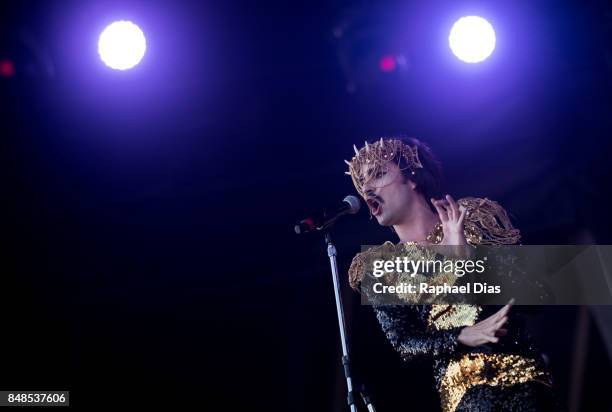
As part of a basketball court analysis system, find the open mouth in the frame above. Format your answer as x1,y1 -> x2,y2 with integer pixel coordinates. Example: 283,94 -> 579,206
366,196 -> 383,216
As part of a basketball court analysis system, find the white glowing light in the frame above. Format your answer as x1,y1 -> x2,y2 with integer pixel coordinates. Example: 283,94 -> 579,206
98,21 -> 146,70
449,16 -> 496,63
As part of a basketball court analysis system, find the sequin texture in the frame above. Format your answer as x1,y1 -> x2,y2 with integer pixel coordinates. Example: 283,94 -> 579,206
348,198 -> 558,412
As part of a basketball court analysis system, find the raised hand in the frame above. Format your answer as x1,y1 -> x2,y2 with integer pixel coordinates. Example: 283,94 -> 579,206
431,194 -> 468,246
458,299 -> 514,347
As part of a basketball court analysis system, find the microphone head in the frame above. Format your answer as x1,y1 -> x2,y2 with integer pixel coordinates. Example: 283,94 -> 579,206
343,195 -> 361,214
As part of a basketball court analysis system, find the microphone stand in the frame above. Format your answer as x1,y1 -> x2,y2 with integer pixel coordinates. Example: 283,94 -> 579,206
324,230 -> 377,412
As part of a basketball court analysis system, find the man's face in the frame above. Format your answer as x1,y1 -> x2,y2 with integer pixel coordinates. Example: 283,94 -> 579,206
359,161 -> 415,226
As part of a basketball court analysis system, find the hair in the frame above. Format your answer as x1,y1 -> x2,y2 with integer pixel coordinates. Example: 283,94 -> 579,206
397,136 -> 443,202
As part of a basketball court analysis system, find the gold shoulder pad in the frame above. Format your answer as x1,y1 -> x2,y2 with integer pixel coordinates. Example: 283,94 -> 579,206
458,197 -> 521,246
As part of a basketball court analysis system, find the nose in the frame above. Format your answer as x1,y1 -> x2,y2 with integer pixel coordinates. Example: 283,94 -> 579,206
361,176 -> 374,193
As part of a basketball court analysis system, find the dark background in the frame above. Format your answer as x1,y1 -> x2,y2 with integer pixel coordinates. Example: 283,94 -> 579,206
1,0 -> 611,410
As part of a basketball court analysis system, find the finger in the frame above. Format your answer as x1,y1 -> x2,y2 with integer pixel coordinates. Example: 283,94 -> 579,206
494,299 -> 514,319
458,206 -> 467,225
477,316 -> 494,328
494,316 -> 508,329
431,198 -> 449,222
432,202 -> 448,222
479,310 -> 506,329
485,335 -> 499,344
437,199 -> 451,213
481,308 -> 505,325
503,299 -> 515,315
478,312 -> 500,327
492,308 -> 509,324
432,198 -> 450,208
446,194 -> 459,221
438,200 -> 453,220
495,328 -> 508,337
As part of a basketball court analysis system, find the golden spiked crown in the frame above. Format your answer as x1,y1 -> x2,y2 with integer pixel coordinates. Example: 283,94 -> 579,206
345,138 -> 424,196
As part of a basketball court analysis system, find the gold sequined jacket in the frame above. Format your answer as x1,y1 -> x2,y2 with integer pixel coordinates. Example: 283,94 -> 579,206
348,198 -> 557,412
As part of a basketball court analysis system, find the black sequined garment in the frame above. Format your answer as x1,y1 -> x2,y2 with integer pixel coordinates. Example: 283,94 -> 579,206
349,198 -> 558,412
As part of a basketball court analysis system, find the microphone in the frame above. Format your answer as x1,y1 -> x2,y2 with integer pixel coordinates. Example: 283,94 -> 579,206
294,195 -> 361,234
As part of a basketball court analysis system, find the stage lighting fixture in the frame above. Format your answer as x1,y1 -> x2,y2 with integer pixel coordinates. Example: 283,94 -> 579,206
0,59 -> 15,77
449,16 -> 495,63
98,20 -> 146,70
379,55 -> 396,72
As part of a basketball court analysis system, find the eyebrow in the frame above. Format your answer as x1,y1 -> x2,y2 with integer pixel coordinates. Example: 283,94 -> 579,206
358,170 -> 373,184
365,167 -> 385,180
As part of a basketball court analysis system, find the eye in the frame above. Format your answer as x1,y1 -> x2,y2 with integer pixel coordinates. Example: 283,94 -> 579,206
375,170 -> 387,179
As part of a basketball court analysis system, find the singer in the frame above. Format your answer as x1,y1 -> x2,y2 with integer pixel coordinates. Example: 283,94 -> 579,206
345,138 -> 558,412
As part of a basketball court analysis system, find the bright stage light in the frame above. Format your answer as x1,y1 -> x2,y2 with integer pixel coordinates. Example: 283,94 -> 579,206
98,21 -> 146,70
449,16 -> 495,63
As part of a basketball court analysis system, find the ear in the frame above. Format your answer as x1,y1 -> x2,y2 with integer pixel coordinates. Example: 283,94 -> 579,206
405,178 -> 417,190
